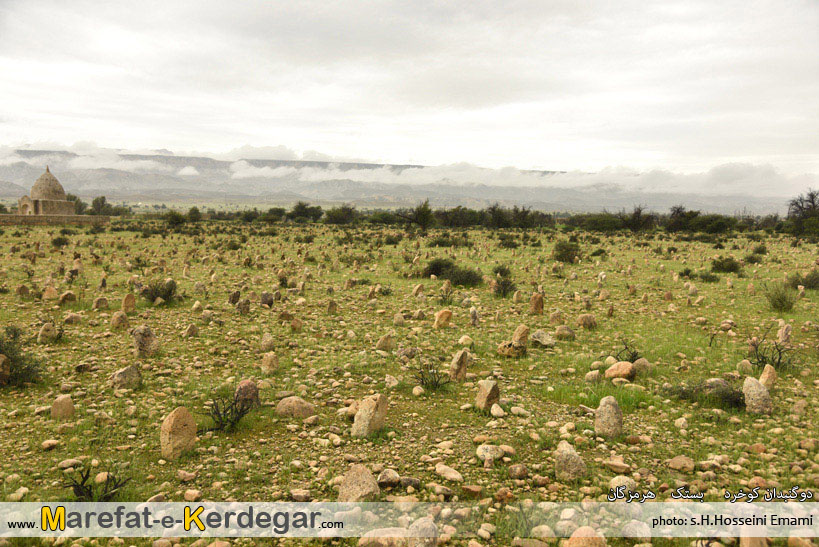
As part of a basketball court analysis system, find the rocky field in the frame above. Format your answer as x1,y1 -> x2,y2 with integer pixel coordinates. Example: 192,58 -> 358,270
0,221 -> 817,546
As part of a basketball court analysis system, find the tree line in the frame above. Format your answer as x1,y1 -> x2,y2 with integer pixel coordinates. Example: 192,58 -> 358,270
158,189 -> 819,236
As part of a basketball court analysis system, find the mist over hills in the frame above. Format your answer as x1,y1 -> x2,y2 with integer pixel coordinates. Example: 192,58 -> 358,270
0,148 -> 799,214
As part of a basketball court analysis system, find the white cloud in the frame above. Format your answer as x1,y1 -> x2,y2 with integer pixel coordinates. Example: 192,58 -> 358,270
0,0 -> 815,175
177,165 -> 199,176
228,160 -> 298,179
224,155 -> 816,196
66,151 -> 171,172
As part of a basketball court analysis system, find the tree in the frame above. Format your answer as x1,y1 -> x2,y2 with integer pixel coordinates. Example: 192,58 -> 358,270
396,199 -> 435,232
186,207 -> 202,222
0,203 -> 7,214
788,189 -> 819,219
324,204 -> 358,225
90,196 -> 111,215
66,194 -> 87,215
240,209 -> 260,223
618,205 -> 656,232
165,210 -> 186,227
260,207 -> 286,223
287,201 -> 323,222
485,203 -> 511,228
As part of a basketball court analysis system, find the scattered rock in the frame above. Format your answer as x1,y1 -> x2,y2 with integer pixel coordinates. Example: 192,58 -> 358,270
743,377 -> 772,415
160,407 -> 197,460
276,396 -> 317,419
351,394 -> 388,437
475,379 -> 499,411
338,464 -> 380,502
594,396 -> 623,438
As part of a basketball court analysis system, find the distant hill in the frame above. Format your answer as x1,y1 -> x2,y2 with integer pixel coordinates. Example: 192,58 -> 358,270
0,180 -> 26,198
0,149 -> 788,214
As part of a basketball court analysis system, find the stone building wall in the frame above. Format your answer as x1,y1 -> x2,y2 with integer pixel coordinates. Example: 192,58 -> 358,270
35,199 -> 76,215
0,215 -> 110,226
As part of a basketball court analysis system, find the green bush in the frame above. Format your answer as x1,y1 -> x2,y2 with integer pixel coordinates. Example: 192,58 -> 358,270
165,210 -> 186,227
763,282 -> 796,312
711,256 -> 742,273
422,259 -> 482,287
552,240 -> 580,263
667,382 -> 744,410
0,326 -> 42,386
428,233 -> 470,248
493,277 -> 517,298
696,271 -> 720,283
140,279 -> 177,304
492,265 -> 511,278
786,269 -> 819,290
423,258 -> 455,278
51,236 -> 70,248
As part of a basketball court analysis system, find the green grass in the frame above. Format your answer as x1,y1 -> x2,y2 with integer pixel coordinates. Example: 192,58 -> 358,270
0,222 -> 815,539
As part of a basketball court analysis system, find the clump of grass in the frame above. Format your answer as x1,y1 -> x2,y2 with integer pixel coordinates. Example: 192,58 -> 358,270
411,362 -> 450,391
542,382 -> 652,411
711,256 -> 742,273
63,465 -> 131,502
428,233 -> 470,248
667,382 -> 745,410
0,326 -> 42,386
744,253 -> 763,264
139,278 -> 178,304
762,282 -> 796,312
438,283 -> 454,305
421,258 -> 482,287
615,339 -> 641,362
696,271 -> 720,283
378,284 -> 393,296
199,394 -> 255,433
422,258 -> 454,277
493,277 -> 517,298
786,269 -> 819,290
491,263 -> 516,297
51,236 -> 70,248
552,240 -> 580,263
748,332 -> 795,371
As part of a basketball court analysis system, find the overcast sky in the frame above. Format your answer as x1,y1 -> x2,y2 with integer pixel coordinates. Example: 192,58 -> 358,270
0,0 -> 816,177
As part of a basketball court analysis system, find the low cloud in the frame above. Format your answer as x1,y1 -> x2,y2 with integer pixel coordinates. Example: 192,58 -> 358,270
228,160 -> 299,179
3,145 -> 815,198
177,165 -> 199,176
228,159 -> 816,197
67,152 -> 172,173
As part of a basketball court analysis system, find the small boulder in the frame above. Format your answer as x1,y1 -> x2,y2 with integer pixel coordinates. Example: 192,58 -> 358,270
759,364 -> 776,390
554,441 -> 586,481
449,348 -> 471,381
475,379 -> 499,411
433,309 -> 452,329
351,394 -> 388,438
109,365 -> 142,389
338,464 -> 380,502
234,379 -> 260,408
594,396 -> 623,438
51,395 -> 75,420
276,396 -> 316,419
604,361 -> 635,381
743,377 -> 772,415
160,407 -> 197,460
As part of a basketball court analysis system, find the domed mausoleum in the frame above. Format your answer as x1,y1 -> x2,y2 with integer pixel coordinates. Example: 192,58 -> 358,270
18,167 -> 75,215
